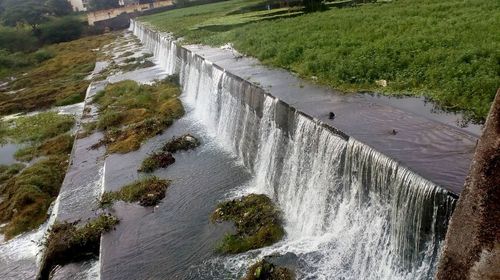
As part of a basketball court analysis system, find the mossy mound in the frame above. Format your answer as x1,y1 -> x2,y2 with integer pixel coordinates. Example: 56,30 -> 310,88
14,133 -> 74,162
39,214 -> 119,280
101,176 -> 170,207
0,155 -> 69,239
91,79 -> 184,154
211,194 -> 284,254
162,134 -> 200,153
138,152 -> 175,173
244,259 -> 295,280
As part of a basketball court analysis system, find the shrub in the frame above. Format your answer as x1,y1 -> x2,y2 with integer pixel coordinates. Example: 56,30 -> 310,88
0,28 -> 38,53
39,17 -> 84,44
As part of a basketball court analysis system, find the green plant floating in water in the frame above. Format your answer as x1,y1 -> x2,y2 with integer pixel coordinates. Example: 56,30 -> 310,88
211,194 -> 285,254
162,134 -> 200,153
244,259 -> 295,280
39,214 -> 119,280
101,176 -> 170,207
138,152 -> 175,173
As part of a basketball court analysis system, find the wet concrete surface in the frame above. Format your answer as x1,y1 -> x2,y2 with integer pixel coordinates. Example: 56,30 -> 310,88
185,45 -> 480,194
100,111 -> 251,280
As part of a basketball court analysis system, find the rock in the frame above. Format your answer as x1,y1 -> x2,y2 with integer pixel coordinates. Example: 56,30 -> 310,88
375,79 -> 388,87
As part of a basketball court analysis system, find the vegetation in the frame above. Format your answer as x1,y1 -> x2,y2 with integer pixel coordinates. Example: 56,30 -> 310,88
162,134 -> 200,153
244,259 -> 295,280
0,163 -> 24,185
142,0 -> 500,122
100,177 -> 170,207
0,155 -> 69,239
1,112 -> 74,143
138,152 -> 175,173
0,112 -> 75,239
0,112 -> 74,161
92,79 -> 184,154
0,34 -> 114,115
87,0 -> 120,11
211,194 -> 284,254
40,214 -> 119,280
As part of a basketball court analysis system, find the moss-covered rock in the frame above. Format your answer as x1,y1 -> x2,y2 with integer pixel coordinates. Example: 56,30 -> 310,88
211,194 -> 284,254
39,214 -> 119,280
244,259 -> 295,280
162,134 -> 200,153
100,176 -> 170,207
138,152 -> 175,173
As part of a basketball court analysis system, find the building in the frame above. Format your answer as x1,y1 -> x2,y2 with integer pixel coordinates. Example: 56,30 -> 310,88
68,0 -> 89,11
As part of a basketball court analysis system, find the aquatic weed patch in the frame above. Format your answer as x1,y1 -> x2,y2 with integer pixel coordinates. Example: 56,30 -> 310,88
101,177 -> 170,207
138,152 -> 175,173
39,214 -> 119,280
162,134 -> 200,153
211,194 -> 285,254
92,79 -> 184,154
244,259 -> 295,280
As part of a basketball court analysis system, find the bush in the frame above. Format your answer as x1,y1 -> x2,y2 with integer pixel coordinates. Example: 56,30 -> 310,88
0,28 -> 38,53
39,17 -> 84,44
33,49 -> 55,63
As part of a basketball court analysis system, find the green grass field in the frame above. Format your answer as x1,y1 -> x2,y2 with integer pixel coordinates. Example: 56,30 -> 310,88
142,0 -> 500,122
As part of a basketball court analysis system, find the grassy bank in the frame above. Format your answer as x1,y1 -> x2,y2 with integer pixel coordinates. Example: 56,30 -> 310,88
92,79 -> 184,154
142,0 -> 500,122
0,33 -> 114,116
0,112 -> 75,239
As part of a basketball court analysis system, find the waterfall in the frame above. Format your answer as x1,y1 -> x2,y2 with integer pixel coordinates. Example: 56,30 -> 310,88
131,20 -> 456,279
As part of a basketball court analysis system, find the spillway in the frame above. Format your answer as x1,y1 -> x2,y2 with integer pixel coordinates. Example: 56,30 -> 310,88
129,20 -> 460,279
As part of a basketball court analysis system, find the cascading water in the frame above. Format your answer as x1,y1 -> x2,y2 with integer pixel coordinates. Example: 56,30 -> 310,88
131,20 -> 456,279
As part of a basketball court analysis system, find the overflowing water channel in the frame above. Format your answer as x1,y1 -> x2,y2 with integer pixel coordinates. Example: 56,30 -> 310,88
1,22 -> 480,279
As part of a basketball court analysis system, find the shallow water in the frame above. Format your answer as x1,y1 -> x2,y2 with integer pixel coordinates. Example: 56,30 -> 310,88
100,107 -> 252,280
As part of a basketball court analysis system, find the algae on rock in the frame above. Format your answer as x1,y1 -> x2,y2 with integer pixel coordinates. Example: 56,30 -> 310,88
211,194 -> 285,254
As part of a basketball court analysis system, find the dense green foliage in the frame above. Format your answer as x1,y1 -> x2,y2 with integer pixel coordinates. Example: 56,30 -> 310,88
143,0 -> 500,121
92,79 -> 184,153
39,17 -> 84,44
101,177 -> 170,207
211,194 -> 284,254
40,214 -> 119,280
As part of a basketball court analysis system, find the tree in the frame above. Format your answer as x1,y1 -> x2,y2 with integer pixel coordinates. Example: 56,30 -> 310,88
1,0 -> 47,30
45,0 -> 73,16
87,0 -> 120,11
